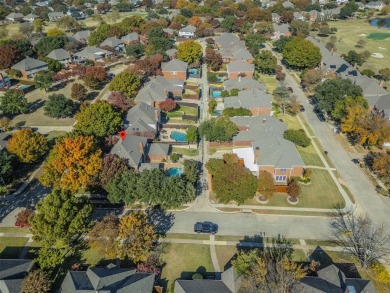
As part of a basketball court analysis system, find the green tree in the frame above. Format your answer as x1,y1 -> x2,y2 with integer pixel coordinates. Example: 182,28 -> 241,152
0,150 -> 13,185
283,129 -> 311,147
44,57 -> 63,72
105,170 -> 139,204
289,20 -> 310,37
88,23 -> 111,46
108,72 -> 140,98
118,211 -> 158,262
186,126 -> 198,143
245,33 -> 265,54
34,71 -> 53,92
257,170 -> 275,200
379,68 -> 390,82
199,117 -> 238,142
315,78 -> 363,114
71,83 -> 87,101
221,15 -> 236,32
340,1 -> 358,18
343,50 -> 364,67
255,50 -> 277,74
22,270 -> 52,293
44,94 -> 75,118
35,35 -> 68,56
177,40 -> 203,64
232,249 -> 259,275
283,37 -> 322,69
7,128 -> 48,163
0,90 -> 28,115
83,75 -> 99,89
75,102 -> 122,138
223,107 -> 252,117
273,36 -> 293,53
29,188 -> 92,248
183,159 -> 199,185
125,43 -> 145,57
332,95 -> 368,121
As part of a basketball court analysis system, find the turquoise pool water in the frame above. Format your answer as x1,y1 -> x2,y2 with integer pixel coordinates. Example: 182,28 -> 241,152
167,167 -> 184,176
217,77 -> 223,82
189,69 -> 198,74
19,85 -> 31,90
370,18 -> 390,28
170,131 -> 187,142
213,110 -> 222,116
212,91 -> 221,98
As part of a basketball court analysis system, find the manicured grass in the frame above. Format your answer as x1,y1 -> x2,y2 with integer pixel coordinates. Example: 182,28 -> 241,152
83,249 -> 105,267
215,245 -> 237,271
341,184 -> 355,204
0,237 -> 28,258
218,207 -> 332,217
161,243 -> 214,292
172,147 -> 199,157
167,105 -> 198,118
0,227 -> 31,233
215,235 -> 300,245
367,32 -> 390,40
46,131 -> 67,142
257,73 -> 278,93
25,241 -> 41,260
165,233 -> 209,240
305,240 -> 337,247
291,249 -> 307,262
312,138 -> 335,168
310,19 -> 390,81
297,144 -> 325,167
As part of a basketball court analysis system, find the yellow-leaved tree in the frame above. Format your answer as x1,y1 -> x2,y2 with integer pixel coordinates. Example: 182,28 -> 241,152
7,128 -> 48,163
39,135 -> 102,192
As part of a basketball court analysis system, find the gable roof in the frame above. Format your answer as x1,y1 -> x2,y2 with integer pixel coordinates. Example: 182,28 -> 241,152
110,135 -> 148,168
224,88 -> 272,109
47,48 -> 71,61
6,13 -> 24,19
75,46 -> 112,59
227,61 -> 254,73
135,76 -> 184,103
214,33 -> 240,47
179,25 -> 196,33
147,143 -> 169,156
100,37 -> 123,48
0,259 -> 34,293
61,264 -> 154,293
224,77 -> 266,92
48,11 -> 64,18
126,102 -> 160,126
162,59 -> 188,72
11,57 -> 47,72
121,32 -> 139,43
375,94 -> 390,117
175,280 -> 232,293
72,30 -> 90,41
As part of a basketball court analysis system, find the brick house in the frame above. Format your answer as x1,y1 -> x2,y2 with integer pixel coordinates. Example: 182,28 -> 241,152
231,116 -> 305,184
226,61 -> 254,79
161,59 -> 188,81
11,57 -> 48,79
224,88 -> 272,116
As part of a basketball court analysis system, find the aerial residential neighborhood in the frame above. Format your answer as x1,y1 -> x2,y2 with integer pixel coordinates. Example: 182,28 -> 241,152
0,0 -> 389,292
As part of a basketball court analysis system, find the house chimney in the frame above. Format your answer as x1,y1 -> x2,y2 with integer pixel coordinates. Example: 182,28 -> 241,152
154,110 -> 159,122
262,118 -> 267,124
238,75 -> 242,82
118,130 -> 127,141
139,142 -> 144,154
254,146 -> 260,163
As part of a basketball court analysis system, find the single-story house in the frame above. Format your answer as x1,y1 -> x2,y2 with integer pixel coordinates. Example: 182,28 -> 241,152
46,48 -> 72,65
178,25 -> 196,38
72,30 -> 90,43
61,263 -> 155,293
100,37 -> 124,53
365,1 -> 385,10
226,61 -> 254,79
272,23 -> 291,39
293,12 -> 305,20
121,32 -> 140,44
23,14 -> 39,22
224,88 -> 272,116
0,259 -> 34,293
271,13 -> 280,23
135,76 -> 184,106
74,46 -> 112,62
6,13 -> 24,22
48,12 -> 64,21
231,116 -> 305,181
161,59 -> 188,81
11,57 -> 48,79
125,102 -> 161,138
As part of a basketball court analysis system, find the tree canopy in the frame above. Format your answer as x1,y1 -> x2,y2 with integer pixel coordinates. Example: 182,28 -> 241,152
0,45 -> 22,69
283,37 -> 322,69
75,102 -> 123,138
255,50 -> 277,74
44,94 -> 75,118
0,150 -> 13,185
34,71 -> 53,92
177,40 -> 203,64
206,154 -> 258,204
0,90 -> 28,115
88,213 -> 119,258
108,72 -> 140,98
39,135 -> 102,192
7,128 -> 48,163
22,270 -> 52,293
35,35 -> 68,56
199,117 -> 238,142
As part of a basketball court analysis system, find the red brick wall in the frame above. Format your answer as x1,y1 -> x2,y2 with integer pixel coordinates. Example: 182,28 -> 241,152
228,71 -> 254,79
148,155 -> 167,162
250,106 -> 272,116
208,141 -> 252,148
162,70 -> 187,80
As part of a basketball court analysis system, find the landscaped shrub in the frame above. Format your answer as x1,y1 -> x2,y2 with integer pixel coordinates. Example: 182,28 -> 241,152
208,100 -> 217,114
283,129 -> 311,147
223,107 -> 252,117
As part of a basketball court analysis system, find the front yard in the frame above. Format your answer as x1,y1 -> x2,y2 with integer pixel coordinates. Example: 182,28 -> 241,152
0,237 -> 28,258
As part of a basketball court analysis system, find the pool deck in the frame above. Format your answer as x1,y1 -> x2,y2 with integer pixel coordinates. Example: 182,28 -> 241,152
160,129 -> 187,143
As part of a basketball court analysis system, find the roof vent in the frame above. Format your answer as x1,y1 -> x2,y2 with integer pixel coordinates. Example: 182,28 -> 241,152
262,118 -> 267,124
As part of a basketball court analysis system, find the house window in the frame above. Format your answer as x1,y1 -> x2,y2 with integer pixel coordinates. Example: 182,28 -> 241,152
275,175 -> 287,182
280,168 -> 286,172
173,71 -> 177,75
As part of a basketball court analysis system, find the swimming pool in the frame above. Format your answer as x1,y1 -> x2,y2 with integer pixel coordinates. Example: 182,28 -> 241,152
213,110 -> 223,116
167,167 -> 184,177
217,77 -> 223,82
212,91 -> 221,98
189,69 -> 198,74
170,131 -> 188,142
19,85 -> 32,90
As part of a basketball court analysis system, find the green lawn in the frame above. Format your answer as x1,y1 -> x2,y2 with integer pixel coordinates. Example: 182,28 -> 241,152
0,227 -> 31,233
0,237 -> 28,258
257,73 -> 278,93
244,169 -> 345,209
165,233 -> 209,240
215,245 -> 237,271
310,18 -> 390,87
161,243 -> 214,292
291,249 -> 307,262
172,147 -> 199,157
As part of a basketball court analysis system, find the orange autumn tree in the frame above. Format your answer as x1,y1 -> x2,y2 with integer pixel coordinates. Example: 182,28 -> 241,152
39,135 -> 102,193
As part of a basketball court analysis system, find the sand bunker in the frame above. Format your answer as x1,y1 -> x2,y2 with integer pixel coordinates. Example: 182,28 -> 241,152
358,34 -> 367,36
371,53 -> 384,58
378,47 -> 386,50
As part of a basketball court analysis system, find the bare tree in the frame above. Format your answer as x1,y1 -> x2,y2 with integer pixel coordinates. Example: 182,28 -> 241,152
329,209 -> 390,268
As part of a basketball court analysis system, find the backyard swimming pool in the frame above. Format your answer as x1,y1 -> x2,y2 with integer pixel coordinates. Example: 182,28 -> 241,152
167,167 -> 184,177
213,110 -> 223,116
170,131 -> 188,142
212,91 -> 221,98
189,69 -> 198,74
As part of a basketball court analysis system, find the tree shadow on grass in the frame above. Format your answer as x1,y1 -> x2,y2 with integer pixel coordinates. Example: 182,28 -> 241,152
28,99 -> 45,114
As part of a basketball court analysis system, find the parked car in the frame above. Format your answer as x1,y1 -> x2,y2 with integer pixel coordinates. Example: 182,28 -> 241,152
194,221 -> 218,234
288,87 -> 293,93
300,105 -> 305,112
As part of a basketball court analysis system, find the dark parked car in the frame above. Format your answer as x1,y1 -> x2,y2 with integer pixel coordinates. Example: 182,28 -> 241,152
194,221 -> 218,234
